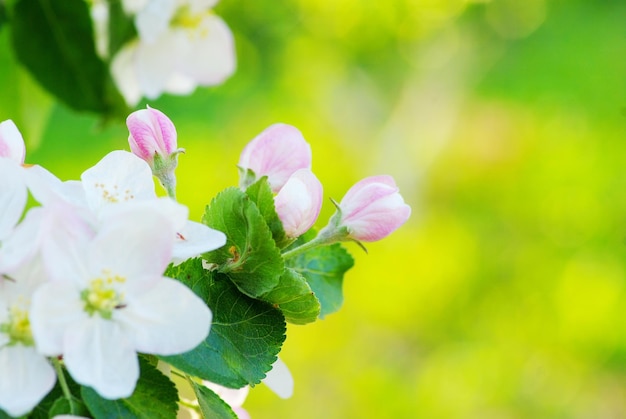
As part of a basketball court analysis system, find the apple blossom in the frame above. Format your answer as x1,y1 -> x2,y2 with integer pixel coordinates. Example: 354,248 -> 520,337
336,175 -> 411,242
282,175 -> 411,260
127,106 -> 184,197
274,169 -> 323,238
111,3 -> 235,106
79,150 -> 226,263
238,124 -> 312,192
29,209 -> 212,399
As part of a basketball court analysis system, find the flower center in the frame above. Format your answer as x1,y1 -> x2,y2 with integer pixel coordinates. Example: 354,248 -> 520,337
0,300 -> 34,346
171,7 -> 212,37
93,182 -> 135,203
81,273 -> 126,319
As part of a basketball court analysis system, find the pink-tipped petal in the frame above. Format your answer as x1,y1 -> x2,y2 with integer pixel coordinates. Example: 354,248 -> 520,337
239,124 -> 312,192
0,120 -> 26,164
127,106 -> 178,164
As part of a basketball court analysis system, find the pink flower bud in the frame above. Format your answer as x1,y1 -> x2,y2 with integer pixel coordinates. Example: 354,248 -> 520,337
127,106 -> 180,167
274,169 -> 323,238
338,175 -> 411,242
126,106 -> 183,198
238,124 -> 312,192
0,120 -> 26,164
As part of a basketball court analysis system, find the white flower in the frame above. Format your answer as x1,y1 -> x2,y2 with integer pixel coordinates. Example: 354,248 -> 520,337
29,209 -> 212,399
80,150 -> 226,263
112,2 -> 235,106
23,150 -> 226,265
0,260 -> 56,417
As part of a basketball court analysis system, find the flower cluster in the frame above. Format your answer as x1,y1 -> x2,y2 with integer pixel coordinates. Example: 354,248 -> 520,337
0,106 -> 410,419
0,118 -> 223,416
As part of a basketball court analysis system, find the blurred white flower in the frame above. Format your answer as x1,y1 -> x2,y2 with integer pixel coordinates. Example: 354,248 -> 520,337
112,0 -> 236,106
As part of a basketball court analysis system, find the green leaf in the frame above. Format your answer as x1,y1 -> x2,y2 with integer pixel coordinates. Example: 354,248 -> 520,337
190,382 -> 237,419
0,4 -> 7,31
202,187 -> 284,297
163,259 -> 286,388
48,396 -> 89,417
81,357 -> 178,419
261,268 -> 321,325
244,178 -> 291,248
10,0 -> 115,114
286,243 -> 354,318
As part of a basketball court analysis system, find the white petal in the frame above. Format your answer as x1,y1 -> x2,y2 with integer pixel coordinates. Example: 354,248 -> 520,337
187,0 -> 219,13
0,345 -> 56,417
0,159 -> 27,240
99,196 -> 188,231
0,207 -> 41,273
179,15 -> 236,85
81,150 -> 156,215
121,0 -> 149,14
111,42 -> 143,107
164,72 -> 198,96
89,208 -> 175,279
171,221 -> 226,265
0,120 -> 26,164
263,357 -> 293,399
117,277 -> 211,355
63,317 -> 139,399
135,32 -> 184,99
30,282 -> 87,356
135,0 -> 177,43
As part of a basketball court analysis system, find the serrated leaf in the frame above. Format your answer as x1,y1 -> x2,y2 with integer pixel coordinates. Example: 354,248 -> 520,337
244,178 -> 291,248
261,268 -> 320,325
202,187 -> 284,297
10,0 -> 117,114
286,243 -> 354,318
81,357 -> 178,419
191,382 -> 237,419
163,259 -> 286,388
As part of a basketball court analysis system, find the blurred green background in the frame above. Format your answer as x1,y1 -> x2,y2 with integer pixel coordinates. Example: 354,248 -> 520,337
2,0 -> 626,417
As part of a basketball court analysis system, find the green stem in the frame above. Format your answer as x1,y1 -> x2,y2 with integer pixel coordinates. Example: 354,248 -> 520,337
52,357 -> 77,415
159,171 -> 177,200
282,224 -> 348,260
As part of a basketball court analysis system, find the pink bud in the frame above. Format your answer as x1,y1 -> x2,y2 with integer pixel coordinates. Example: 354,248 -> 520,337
274,169 -> 323,238
338,175 -> 411,242
0,120 -> 26,164
127,106 -> 183,198
238,124 -> 312,192
126,106 -> 180,168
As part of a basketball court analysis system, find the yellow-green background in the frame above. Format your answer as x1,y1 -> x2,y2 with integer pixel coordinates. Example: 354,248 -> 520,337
2,0 -> 626,417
